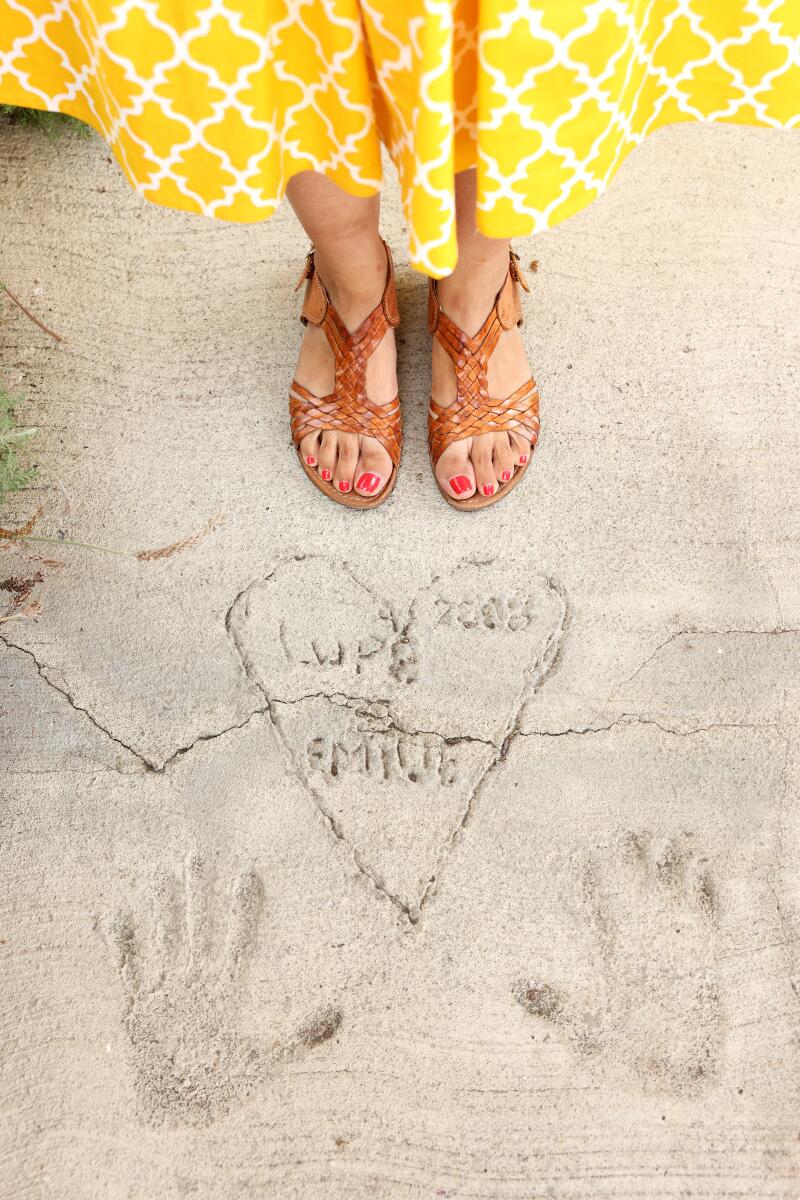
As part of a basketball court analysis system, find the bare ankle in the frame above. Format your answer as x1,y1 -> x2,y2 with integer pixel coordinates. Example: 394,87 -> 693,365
436,252 -> 510,335
313,234 -> 388,327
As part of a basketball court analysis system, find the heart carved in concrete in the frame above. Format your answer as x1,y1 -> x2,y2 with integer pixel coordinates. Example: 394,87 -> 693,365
227,557 -> 566,918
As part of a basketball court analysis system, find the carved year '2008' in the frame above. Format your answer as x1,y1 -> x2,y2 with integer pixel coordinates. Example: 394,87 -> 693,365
434,593 -> 538,632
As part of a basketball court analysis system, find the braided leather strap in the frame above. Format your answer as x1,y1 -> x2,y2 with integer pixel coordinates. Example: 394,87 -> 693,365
290,240 -> 402,467
428,252 -> 540,467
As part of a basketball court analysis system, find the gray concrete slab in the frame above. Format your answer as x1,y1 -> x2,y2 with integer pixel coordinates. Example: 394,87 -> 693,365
1,118 -> 798,1197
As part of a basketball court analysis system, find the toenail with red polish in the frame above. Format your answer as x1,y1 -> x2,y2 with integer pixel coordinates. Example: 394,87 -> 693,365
321,468 -> 332,480
501,470 -> 511,482
357,472 -> 381,494
450,475 -> 471,495
338,480 -> 351,492
306,455 -> 316,465
519,454 -> 528,464
483,484 -> 494,496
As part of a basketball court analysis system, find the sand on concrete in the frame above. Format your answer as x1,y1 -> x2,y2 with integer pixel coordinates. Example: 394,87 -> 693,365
1,119 -> 799,1198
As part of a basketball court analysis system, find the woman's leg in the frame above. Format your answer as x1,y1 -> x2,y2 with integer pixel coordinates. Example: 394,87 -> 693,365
431,168 -> 532,500
286,171 -> 396,497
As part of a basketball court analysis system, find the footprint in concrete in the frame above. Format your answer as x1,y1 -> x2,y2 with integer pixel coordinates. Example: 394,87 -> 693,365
104,854 -> 342,1126
228,557 -> 568,917
515,832 -> 723,1094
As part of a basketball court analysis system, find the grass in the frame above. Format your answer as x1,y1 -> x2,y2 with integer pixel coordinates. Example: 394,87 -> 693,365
0,102 -> 91,138
0,103 -> 84,512
0,384 -> 37,511
0,269 -> 39,515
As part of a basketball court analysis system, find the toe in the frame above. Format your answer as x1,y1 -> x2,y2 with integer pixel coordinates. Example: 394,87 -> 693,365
354,437 -> 392,499
435,438 -> 476,500
317,431 -> 338,483
493,433 -> 516,487
509,429 -> 532,466
299,431 -> 321,469
332,432 -> 359,495
471,432 -> 499,499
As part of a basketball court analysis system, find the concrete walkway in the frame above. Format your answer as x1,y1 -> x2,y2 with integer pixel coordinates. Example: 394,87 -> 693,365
1,119 -> 798,1198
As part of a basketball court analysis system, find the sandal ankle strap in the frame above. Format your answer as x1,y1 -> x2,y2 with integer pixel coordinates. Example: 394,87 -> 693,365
427,250 -> 529,336
295,238 -> 401,330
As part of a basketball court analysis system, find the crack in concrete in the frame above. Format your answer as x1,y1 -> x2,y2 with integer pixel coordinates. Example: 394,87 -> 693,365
520,715 -> 781,739
1,633 -> 152,771
1,632 -> 267,775
273,690 -> 499,749
614,626 -> 800,693
157,706 -> 269,772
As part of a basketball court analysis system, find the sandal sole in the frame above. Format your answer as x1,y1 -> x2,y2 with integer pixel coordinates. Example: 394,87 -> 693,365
432,447 -> 534,511
296,448 -> 400,510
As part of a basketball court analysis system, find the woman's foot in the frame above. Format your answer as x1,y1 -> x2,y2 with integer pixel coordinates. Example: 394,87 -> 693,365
431,269 -> 533,502
295,235 -> 397,500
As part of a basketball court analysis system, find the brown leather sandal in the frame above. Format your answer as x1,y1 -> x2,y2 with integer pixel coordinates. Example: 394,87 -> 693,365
289,238 -> 402,509
428,250 -> 540,511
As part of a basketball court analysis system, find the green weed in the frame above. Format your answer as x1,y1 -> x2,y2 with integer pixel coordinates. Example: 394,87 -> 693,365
0,103 -> 91,138
0,384 -> 37,511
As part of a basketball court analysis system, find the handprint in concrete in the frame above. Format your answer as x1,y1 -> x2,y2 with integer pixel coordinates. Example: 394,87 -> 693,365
105,853 -> 342,1125
515,831 -> 723,1094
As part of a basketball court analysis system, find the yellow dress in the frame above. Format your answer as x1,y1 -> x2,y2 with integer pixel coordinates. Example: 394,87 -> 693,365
1,1 -> 797,276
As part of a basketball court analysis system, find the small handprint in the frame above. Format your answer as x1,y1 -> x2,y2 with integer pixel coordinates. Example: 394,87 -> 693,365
105,854 -> 341,1126
515,832 -> 723,1094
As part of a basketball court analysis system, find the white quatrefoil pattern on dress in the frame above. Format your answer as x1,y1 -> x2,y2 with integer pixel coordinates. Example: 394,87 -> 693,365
0,0 -> 798,274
